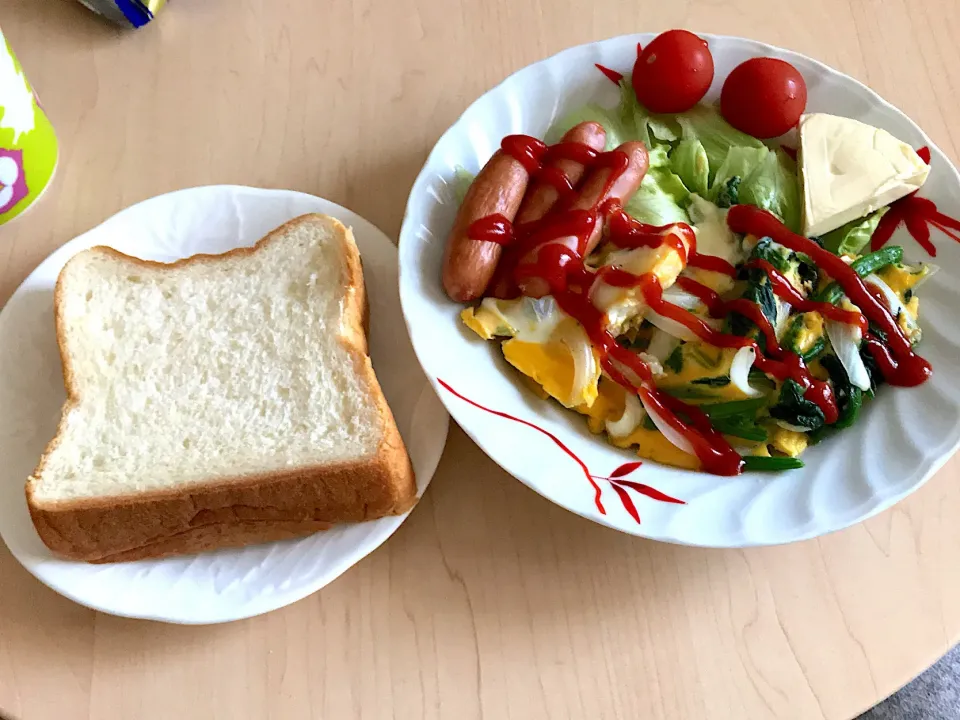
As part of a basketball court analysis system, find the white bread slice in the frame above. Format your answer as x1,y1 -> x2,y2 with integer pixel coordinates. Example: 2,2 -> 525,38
26,213 -> 416,563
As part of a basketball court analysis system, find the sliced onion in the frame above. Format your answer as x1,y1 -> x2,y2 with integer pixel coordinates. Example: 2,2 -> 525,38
589,279 -> 622,312
662,285 -> 703,310
605,356 -> 647,389
646,328 -> 680,363
865,274 -> 907,317
866,273 -> 922,341
526,295 -> 558,323
645,307 -> 699,342
776,420 -> 813,432
638,393 -> 696,456
825,319 -> 871,391
912,263 -> 939,289
606,393 -> 646,438
775,300 -> 792,340
730,346 -> 764,398
561,323 -> 596,405
637,352 -> 664,377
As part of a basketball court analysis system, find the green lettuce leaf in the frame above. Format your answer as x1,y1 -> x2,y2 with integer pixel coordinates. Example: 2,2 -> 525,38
545,103 -> 626,151
647,143 -> 671,170
709,146 -> 769,203
675,105 -> 765,183
544,88 -> 801,230
738,149 -> 801,232
624,145 -> 690,226
646,114 -> 681,144
615,79 -> 681,147
615,79 -> 651,147
453,166 -> 475,205
671,138 -> 709,196
820,207 -> 889,256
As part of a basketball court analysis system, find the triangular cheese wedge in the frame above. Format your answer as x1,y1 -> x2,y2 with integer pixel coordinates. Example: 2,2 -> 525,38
799,113 -> 930,238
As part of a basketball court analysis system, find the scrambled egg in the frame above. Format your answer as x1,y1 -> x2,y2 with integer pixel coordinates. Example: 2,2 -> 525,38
461,297 -> 601,408
457,193 -> 931,473
501,336 -> 601,408
590,227 -> 692,336
805,357 -> 830,382
878,263 -> 928,295
461,296 -> 563,342
461,299 -> 702,468
682,195 -> 743,295
577,378 -> 700,470
792,312 -> 824,356
768,426 -> 809,457
684,267 -> 734,294
656,344 -> 758,403
877,263 -> 928,345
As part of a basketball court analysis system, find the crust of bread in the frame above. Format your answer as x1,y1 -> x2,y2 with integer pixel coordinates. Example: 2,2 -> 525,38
87,519 -> 334,564
26,213 -> 416,563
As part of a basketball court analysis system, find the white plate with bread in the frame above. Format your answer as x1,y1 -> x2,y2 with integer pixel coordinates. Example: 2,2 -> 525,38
0,186 -> 448,623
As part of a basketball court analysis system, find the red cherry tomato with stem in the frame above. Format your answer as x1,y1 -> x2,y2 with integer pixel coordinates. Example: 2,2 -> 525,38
721,58 -> 807,139
632,30 -> 714,114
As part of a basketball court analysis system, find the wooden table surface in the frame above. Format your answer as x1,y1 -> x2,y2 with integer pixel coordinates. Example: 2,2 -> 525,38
2,0 -> 960,718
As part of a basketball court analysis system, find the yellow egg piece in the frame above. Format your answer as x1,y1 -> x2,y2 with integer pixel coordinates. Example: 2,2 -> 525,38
501,336 -> 601,409
684,267 -> 735,295
574,378 -> 700,471
657,344 -> 757,403
611,427 -> 700,471
768,426 -> 809,458
461,307 -> 496,340
576,377 -> 626,434
792,312 -> 824,357
592,238 -> 691,334
878,263 -> 927,296
805,357 -> 830,381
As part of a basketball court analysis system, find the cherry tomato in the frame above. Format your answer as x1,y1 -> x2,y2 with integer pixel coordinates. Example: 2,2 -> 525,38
632,30 -> 714,114
720,58 -> 807,138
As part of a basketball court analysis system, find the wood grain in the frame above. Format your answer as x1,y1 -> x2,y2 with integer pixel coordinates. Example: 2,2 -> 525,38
2,0 -> 960,718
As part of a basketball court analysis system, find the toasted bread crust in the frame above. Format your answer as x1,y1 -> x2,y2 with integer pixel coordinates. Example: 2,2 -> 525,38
26,213 -> 416,563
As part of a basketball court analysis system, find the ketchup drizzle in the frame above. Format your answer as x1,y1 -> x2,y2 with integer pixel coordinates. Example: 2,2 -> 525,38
465,134 -> 934,480
620,270 -> 839,425
687,253 -> 737,276
746,259 -> 867,332
869,147 -> 960,257
467,213 -> 513,244
500,135 -> 548,175
480,139 -> 746,475
728,205 -> 932,387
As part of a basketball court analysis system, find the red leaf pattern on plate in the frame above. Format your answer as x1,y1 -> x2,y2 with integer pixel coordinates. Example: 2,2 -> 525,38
610,461 -> 643,478
610,483 -> 640,523
438,379 -> 685,524
612,480 -> 685,504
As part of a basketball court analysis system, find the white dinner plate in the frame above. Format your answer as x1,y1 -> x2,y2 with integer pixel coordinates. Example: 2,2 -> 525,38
0,186 -> 449,623
398,33 -> 960,547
